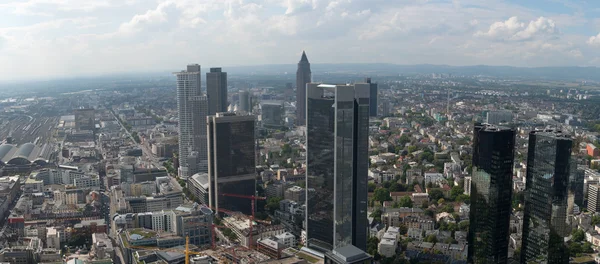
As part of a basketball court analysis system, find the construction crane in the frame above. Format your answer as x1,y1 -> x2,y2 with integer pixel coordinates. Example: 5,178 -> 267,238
129,235 -> 236,264
220,193 -> 267,249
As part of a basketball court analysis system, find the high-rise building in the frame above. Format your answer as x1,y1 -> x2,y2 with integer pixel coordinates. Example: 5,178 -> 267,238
261,101 -> 284,128
571,162 -> 585,208
239,90 -> 251,113
207,112 -> 256,215
365,78 -> 378,117
485,110 -> 513,125
521,129 -> 572,264
174,64 -> 207,178
207,67 -> 228,115
381,100 -> 390,117
468,123 -> 515,264
305,83 -> 369,253
588,184 -> 600,213
296,51 -> 311,126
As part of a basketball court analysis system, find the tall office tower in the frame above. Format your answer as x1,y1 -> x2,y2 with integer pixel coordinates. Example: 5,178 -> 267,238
571,162 -> 585,208
381,100 -> 390,117
207,113 -> 256,215
365,78 -> 378,117
261,101 -> 284,128
174,64 -> 207,178
239,90 -> 250,113
296,51 -> 311,126
206,68 -> 228,115
305,83 -> 369,253
468,123 -> 515,264
521,129 -> 572,264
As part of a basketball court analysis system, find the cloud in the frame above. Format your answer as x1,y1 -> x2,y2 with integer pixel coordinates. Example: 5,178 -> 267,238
118,1 -> 173,34
588,33 -> 600,46
476,16 -> 558,41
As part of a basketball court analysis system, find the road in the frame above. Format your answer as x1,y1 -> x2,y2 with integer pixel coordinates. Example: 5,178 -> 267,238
109,109 -> 162,170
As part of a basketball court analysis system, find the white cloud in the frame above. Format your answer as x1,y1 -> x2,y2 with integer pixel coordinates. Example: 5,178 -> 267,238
588,33 -> 600,46
118,1 -> 173,34
476,16 -> 558,41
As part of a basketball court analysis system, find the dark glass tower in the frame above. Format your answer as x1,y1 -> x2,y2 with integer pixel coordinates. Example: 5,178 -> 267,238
364,78 -> 378,117
207,113 -> 256,215
521,129 -> 572,264
207,67 -> 228,115
305,83 -> 369,253
296,51 -> 311,126
468,123 -> 515,264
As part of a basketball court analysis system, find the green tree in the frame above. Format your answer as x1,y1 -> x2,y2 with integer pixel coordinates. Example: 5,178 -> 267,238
424,234 -> 438,243
592,215 -> 600,226
428,189 -> 444,201
370,209 -> 383,222
572,229 -> 585,242
368,182 -> 377,192
398,196 -> 413,208
408,145 -> 418,153
265,197 -> 283,214
374,188 -> 392,204
450,186 -> 464,201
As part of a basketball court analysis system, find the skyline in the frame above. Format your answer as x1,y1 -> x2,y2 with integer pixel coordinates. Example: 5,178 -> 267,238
3,0 -> 600,81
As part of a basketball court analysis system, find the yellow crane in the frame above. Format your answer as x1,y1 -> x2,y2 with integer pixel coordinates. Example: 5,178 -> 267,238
129,236 -> 232,264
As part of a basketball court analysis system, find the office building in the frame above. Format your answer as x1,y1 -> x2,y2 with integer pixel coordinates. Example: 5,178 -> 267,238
208,113 -> 256,215
239,90 -> 251,113
571,162 -> 585,207
188,172 -> 210,206
365,78 -> 378,117
324,245 -> 372,264
261,101 -> 284,128
296,51 -> 311,126
588,185 -> 600,213
381,100 -> 390,117
207,67 -> 228,115
468,123 -> 515,264
305,83 -> 369,252
521,129 -> 572,264
174,64 -> 208,178
485,110 -> 513,125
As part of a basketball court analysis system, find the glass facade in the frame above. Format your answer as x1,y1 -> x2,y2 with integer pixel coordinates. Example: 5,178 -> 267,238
468,123 -> 515,264
521,130 -> 572,264
306,84 -> 369,253
208,114 -> 256,215
306,88 -> 335,252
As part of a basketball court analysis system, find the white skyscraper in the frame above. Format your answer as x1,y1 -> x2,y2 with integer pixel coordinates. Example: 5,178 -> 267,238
174,64 -> 208,178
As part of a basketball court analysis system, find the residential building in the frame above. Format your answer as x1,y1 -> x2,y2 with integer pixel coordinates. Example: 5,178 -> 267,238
295,51 -> 311,126
207,112 -> 256,215
306,83 -> 370,252
588,185 -> 600,213
468,123 -> 515,264
46,227 -> 60,249
206,67 -> 228,115
284,186 -> 305,203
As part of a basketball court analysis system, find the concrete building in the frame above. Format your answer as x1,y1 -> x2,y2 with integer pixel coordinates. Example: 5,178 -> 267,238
284,186 -> 305,204
275,232 -> 296,248
239,90 -> 251,113
46,227 -> 60,249
261,101 -> 284,128
295,51 -> 311,126
74,108 -> 95,131
174,64 -> 208,178
188,172 -> 210,206
206,67 -> 228,116
207,113 -> 256,215
589,184 -> 600,213
485,110 -> 513,125
306,83 -> 370,252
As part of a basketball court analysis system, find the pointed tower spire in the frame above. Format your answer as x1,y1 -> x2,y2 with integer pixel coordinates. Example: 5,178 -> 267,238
300,50 -> 309,62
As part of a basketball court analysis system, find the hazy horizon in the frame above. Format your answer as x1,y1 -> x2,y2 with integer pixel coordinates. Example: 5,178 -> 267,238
2,0 -> 600,81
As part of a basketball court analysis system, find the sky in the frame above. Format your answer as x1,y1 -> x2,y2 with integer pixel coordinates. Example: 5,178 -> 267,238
2,0 -> 600,81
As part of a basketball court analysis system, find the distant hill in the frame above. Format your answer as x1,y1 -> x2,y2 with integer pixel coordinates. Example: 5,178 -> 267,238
224,63 -> 600,81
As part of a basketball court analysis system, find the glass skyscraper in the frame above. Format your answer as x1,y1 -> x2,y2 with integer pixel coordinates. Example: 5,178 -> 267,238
207,112 -> 256,215
521,129 -> 572,264
305,83 -> 369,253
206,67 -> 228,116
468,123 -> 515,264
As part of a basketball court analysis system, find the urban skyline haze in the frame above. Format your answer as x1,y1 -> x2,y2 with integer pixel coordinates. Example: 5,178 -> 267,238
3,0 -> 600,80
